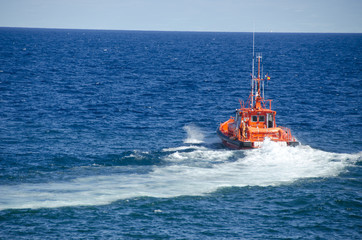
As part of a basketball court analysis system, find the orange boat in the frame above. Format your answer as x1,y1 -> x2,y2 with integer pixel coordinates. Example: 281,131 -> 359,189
217,51 -> 299,149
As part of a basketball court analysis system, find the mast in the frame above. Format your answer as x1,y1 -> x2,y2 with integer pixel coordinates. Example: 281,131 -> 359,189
251,52 -> 263,109
250,31 -> 265,109
256,53 -> 262,98
252,31 -> 255,79
251,31 -> 255,108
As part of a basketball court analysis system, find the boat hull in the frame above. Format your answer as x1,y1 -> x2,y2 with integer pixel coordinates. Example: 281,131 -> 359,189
217,128 -> 299,149
217,128 -> 252,149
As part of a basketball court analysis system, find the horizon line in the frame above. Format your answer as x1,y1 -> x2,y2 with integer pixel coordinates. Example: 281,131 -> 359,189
1,26 -> 361,34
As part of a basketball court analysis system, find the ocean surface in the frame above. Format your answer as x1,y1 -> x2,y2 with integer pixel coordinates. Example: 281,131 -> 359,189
0,28 -> 361,239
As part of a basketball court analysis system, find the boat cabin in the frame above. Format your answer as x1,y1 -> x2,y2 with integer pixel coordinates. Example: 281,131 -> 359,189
235,109 -> 276,129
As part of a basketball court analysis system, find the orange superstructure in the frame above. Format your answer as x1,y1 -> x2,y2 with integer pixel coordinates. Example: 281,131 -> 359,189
217,52 -> 299,149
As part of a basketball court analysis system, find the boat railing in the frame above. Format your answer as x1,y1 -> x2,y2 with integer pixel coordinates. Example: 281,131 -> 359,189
279,126 -> 296,141
239,100 -> 245,109
240,99 -> 272,110
262,99 -> 272,110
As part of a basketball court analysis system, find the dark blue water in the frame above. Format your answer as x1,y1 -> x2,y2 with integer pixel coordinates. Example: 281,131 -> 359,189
0,28 -> 361,239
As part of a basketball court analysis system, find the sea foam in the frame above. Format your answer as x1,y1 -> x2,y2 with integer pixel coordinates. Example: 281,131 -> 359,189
0,140 -> 360,210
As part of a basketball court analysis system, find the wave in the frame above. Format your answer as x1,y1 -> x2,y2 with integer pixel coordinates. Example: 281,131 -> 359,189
0,139 -> 360,211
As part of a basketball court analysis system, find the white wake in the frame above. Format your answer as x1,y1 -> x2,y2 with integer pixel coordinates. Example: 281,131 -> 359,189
0,129 -> 361,210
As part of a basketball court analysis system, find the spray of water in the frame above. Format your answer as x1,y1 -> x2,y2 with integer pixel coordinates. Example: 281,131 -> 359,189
183,124 -> 204,144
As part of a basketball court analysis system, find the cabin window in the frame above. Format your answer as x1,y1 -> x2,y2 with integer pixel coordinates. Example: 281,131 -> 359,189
267,113 -> 274,128
259,115 -> 265,122
251,116 -> 258,122
235,112 -> 241,128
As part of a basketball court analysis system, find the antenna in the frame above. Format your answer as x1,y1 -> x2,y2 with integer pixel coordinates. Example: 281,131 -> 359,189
251,29 -> 255,107
262,64 -> 264,98
252,30 -> 255,78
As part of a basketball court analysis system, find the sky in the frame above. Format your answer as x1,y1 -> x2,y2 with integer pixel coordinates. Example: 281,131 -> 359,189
0,0 -> 361,33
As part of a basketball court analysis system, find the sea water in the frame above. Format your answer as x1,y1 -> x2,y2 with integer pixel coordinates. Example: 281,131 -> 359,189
0,28 -> 361,239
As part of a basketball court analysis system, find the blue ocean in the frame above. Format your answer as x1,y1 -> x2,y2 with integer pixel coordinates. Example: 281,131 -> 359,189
0,28 -> 361,239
